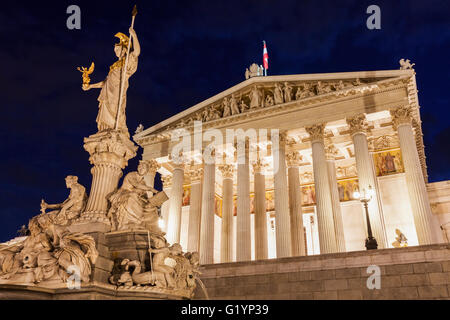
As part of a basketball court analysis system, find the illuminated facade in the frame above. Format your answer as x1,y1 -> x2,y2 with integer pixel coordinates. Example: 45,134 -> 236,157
134,68 -> 450,264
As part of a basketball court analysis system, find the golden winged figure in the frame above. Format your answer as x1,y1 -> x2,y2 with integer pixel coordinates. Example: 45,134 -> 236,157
77,62 -> 95,86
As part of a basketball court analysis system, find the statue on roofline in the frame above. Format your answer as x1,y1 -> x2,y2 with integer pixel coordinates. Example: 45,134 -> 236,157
245,63 -> 264,79
399,58 -> 415,70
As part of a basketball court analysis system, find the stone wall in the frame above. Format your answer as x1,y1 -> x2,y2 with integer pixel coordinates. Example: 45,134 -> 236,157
88,232 -> 114,285
194,244 -> 450,300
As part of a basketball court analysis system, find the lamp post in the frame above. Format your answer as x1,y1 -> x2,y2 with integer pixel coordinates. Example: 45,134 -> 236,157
354,186 -> 378,250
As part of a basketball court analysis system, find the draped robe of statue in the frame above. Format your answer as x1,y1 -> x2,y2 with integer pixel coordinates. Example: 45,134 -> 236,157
96,53 -> 138,134
108,171 -> 159,231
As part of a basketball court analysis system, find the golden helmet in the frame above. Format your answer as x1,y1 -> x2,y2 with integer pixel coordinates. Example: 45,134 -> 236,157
114,32 -> 130,48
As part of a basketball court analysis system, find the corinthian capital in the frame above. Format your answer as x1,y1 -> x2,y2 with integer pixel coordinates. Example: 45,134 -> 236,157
161,174 -> 173,188
83,130 -> 138,169
325,143 -> 339,161
305,123 -> 326,142
346,113 -> 368,136
187,167 -> 203,183
279,131 -> 289,144
390,106 -> 413,129
169,150 -> 187,168
286,151 -> 303,167
219,164 -> 235,179
252,158 -> 267,174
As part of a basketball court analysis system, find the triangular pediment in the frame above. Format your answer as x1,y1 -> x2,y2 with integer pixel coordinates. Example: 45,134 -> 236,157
134,69 -> 413,143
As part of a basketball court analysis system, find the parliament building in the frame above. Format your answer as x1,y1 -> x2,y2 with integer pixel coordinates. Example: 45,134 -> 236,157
134,66 -> 450,270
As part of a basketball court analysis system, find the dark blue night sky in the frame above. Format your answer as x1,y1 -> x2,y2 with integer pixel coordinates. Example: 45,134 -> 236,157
1,0 -> 450,242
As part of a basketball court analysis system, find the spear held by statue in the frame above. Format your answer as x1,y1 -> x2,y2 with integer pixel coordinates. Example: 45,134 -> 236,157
115,5 -> 138,130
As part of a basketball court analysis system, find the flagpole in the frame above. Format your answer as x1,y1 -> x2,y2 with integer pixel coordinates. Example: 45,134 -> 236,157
115,5 -> 138,130
262,40 -> 268,77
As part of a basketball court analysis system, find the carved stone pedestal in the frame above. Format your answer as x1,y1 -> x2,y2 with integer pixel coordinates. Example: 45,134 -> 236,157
0,283 -> 189,300
73,129 -> 138,232
106,230 -> 198,299
0,230 -> 197,300
107,230 -> 155,267
87,232 -> 114,285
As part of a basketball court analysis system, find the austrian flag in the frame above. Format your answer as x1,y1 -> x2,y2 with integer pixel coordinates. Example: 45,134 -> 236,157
263,40 -> 269,71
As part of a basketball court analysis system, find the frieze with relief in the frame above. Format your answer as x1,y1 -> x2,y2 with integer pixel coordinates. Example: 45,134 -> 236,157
166,78 -> 381,130
369,134 -> 400,151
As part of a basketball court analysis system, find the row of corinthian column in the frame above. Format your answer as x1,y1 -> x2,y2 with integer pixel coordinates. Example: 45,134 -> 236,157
149,106 -> 436,265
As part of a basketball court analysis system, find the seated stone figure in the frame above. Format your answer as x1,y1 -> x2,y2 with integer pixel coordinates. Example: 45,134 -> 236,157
107,161 -> 166,231
40,175 -> 87,225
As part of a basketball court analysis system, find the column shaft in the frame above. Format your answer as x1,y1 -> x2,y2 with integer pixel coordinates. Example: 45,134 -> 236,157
221,173 -> 234,262
306,124 -> 337,254
392,107 -> 435,244
199,161 -> 216,264
236,145 -> 251,261
353,133 -> 387,247
187,180 -> 202,252
287,165 -> 306,256
347,114 -> 387,248
273,134 -> 292,258
326,158 -> 346,252
86,164 -> 122,215
253,161 -> 268,260
166,166 -> 184,244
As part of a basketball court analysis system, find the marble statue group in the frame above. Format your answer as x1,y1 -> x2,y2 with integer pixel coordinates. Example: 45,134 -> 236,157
0,11 -> 201,299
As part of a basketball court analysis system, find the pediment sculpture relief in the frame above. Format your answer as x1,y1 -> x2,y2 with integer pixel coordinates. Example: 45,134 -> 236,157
169,78 -> 371,129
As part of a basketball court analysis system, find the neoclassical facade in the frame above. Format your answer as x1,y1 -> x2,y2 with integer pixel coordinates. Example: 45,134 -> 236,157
134,67 -> 450,264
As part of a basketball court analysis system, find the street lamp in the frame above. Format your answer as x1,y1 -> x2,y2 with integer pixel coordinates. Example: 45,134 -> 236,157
353,186 -> 378,250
